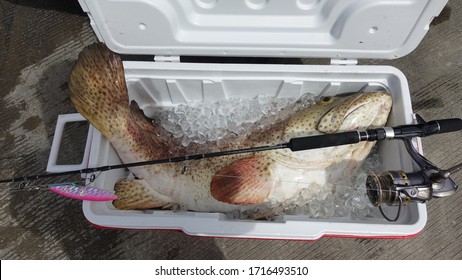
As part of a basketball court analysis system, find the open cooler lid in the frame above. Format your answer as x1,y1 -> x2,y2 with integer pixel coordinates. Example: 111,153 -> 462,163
79,0 -> 447,59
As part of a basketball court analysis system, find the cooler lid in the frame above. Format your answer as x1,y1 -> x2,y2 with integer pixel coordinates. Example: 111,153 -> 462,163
78,0 -> 447,59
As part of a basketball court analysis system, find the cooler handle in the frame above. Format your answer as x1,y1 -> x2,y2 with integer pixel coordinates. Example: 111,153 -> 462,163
46,113 -> 93,173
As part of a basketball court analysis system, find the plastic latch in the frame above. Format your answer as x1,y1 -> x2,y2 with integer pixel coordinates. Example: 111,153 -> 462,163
154,55 -> 180,63
330,58 -> 358,66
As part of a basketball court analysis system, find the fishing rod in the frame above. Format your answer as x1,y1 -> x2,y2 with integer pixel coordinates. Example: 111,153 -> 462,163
2,116 -> 460,184
1,115 -> 461,209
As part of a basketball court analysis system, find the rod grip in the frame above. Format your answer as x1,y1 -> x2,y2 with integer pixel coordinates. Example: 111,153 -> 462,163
433,118 -> 462,134
289,131 -> 360,152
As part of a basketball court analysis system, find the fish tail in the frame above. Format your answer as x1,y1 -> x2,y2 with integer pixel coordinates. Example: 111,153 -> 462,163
69,43 -> 129,137
69,42 -> 174,161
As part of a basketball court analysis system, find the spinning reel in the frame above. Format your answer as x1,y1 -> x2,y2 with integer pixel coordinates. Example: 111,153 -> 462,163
365,115 -> 461,221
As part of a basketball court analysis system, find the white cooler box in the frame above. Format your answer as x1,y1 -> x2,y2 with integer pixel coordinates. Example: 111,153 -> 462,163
47,0 -> 448,240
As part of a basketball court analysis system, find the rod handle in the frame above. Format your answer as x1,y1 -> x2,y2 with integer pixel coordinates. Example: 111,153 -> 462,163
289,131 -> 360,152
432,118 -> 462,134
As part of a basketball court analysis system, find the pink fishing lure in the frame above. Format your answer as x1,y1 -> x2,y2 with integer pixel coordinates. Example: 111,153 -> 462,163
48,183 -> 117,201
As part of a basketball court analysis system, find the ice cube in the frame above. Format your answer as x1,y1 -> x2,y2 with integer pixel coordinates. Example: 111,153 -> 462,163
181,137 -> 191,147
228,121 -> 244,135
167,110 -> 179,123
161,119 -> 177,133
177,115 -> 189,129
257,94 -> 269,104
352,206 -> 371,219
350,193 -> 367,210
355,172 -> 368,187
172,129 -> 184,139
309,199 -> 321,217
196,133 -> 207,144
209,114 -> 220,129
218,116 -> 228,129
334,197 -> 349,217
217,103 -> 232,117
201,106 -> 213,118
174,104 -> 186,115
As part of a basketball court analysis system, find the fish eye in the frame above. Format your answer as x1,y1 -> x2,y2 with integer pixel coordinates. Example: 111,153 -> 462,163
320,96 -> 333,103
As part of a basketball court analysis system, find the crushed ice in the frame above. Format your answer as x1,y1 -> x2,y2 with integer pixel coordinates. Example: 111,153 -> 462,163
151,94 -> 316,147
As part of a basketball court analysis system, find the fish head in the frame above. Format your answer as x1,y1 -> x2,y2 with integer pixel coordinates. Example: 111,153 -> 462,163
316,91 -> 393,133
273,91 -> 392,168
284,91 -> 392,138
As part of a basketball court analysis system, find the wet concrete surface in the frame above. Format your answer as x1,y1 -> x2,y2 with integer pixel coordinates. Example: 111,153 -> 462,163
0,1 -> 461,259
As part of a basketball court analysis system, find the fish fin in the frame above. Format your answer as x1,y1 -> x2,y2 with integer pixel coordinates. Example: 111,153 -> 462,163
129,101 -> 158,134
113,179 -> 173,210
127,100 -> 182,157
210,156 -> 274,205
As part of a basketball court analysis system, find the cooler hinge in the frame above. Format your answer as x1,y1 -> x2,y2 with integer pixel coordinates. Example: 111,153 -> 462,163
154,55 -> 181,63
330,58 -> 358,65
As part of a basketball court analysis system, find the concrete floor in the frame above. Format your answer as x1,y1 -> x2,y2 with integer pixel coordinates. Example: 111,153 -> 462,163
0,1 -> 461,259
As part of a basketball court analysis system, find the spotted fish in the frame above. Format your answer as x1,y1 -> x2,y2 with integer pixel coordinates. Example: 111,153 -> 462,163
69,43 -> 392,212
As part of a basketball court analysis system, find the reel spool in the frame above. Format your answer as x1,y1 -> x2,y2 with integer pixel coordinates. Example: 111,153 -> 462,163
366,170 -> 433,207
366,170 -> 432,221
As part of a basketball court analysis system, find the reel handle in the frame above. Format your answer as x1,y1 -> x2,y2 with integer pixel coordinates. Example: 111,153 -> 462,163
445,162 -> 462,177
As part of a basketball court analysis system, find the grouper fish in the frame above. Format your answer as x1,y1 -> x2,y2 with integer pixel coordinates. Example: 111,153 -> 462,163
69,43 -> 392,213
